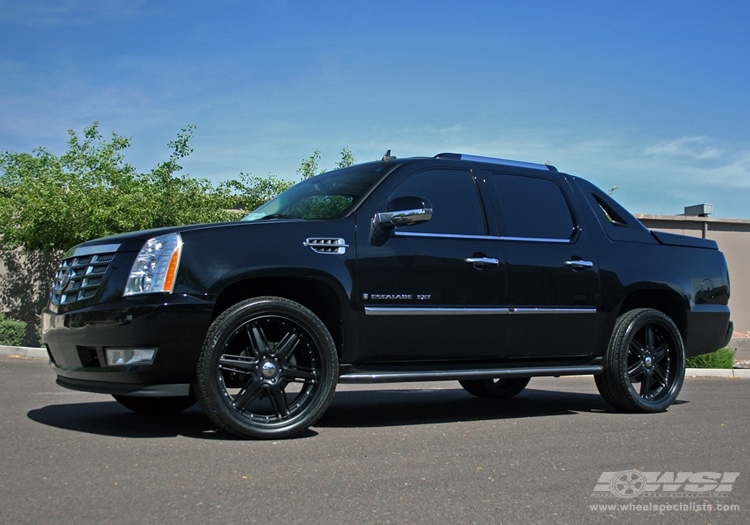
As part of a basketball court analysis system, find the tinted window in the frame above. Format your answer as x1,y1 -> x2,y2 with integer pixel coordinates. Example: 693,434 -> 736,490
574,177 -> 655,244
388,169 -> 485,235
490,173 -> 574,239
243,162 -> 392,221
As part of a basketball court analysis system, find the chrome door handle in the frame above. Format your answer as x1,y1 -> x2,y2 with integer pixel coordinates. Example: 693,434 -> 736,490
565,260 -> 594,269
465,257 -> 499,266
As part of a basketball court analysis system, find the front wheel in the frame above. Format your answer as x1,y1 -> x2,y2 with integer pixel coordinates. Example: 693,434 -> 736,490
459,377 -> 531,399
595,308 -> 685,412
195,297 -> 338,439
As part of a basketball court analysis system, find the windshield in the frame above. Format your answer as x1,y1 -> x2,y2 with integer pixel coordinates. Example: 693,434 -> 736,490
243,162 -> 393,221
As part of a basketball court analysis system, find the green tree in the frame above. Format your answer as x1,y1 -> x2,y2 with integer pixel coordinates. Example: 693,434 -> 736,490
0,123 -> 359,253
218,172 -> 294,216
297,147 -> 355,179
141,125 -> 243,228
0,124 -> 228,333
0,123 -> 358,338
0,123 -> 143,251
0,123 -> 241,252
298,149 -> 322,180
335,146 -> 355,169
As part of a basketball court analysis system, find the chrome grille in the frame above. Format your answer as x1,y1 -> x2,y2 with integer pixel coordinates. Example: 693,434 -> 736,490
50,252 -> 116,306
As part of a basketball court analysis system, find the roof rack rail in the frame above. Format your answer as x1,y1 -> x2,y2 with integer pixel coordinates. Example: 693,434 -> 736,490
434,153 -> 557,172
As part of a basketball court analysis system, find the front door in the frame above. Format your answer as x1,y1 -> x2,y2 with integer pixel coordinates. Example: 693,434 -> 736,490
356,167 -> 508,363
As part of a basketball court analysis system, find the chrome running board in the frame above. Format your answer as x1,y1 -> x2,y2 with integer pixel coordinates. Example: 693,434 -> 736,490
338,365 -> 603,384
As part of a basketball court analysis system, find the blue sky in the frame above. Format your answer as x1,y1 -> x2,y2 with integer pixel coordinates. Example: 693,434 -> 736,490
1,1 -> 749,218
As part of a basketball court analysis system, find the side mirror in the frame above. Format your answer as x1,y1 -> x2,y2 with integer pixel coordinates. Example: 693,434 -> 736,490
370,196 -> 433,246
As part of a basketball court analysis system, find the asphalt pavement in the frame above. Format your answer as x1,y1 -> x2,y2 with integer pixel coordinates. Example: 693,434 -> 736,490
1,355 -> 748,525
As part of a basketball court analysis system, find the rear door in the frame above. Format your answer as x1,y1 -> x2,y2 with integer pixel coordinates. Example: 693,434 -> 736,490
485,171 -> 603,357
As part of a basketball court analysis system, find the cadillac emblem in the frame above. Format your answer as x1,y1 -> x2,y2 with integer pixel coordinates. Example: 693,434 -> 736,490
52,267 -> 73,294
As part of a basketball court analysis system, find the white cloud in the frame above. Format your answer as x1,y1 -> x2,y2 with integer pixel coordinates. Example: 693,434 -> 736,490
642,136 -> 722,160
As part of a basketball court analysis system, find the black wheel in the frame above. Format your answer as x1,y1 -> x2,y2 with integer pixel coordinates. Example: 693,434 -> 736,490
113,393 -> 197,415
459,377 -> 531,399
195,297 -> 338,439
595,308 -> 685,412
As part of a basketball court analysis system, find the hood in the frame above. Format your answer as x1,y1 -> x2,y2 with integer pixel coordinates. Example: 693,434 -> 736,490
64,221 -> 246,256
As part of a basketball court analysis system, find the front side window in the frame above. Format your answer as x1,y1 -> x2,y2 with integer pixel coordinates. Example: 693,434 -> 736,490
386,169 -> 486,235
490,173 -> 575,240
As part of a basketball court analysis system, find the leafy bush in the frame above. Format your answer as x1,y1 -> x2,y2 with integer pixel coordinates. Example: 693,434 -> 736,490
686,348 -> 735,369
0,312 -> 26,346
0,123 -> 356,253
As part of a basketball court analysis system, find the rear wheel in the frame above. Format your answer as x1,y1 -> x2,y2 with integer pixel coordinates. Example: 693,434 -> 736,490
113,394 -> 196,415
459,377 -> 531,399
595,308 -> 685,412
195,297 -> 338,439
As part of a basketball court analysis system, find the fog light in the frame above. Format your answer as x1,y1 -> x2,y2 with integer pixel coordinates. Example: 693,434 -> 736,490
105,348 -> 156,366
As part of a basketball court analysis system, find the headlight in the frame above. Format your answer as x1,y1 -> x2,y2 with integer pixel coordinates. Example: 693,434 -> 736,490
124,233 -> 183,296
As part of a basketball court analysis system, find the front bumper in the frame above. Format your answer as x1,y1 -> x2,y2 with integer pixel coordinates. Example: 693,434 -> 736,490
43,293 -> 215,392
55,376 -> 191,397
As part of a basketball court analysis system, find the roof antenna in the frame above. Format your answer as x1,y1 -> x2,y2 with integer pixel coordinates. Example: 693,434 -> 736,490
381,149 -> 396,161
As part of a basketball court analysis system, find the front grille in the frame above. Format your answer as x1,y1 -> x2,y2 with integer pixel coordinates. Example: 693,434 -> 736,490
50,252 -> 116,306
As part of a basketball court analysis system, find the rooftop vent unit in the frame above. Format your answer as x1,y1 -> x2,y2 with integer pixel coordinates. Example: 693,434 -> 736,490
684,204 -> 712,217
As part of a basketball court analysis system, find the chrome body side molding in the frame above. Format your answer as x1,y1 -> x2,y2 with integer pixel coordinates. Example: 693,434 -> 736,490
365,307 -> 509,316
364,307 -> 597,316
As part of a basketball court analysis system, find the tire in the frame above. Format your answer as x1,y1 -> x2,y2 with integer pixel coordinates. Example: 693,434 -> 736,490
459,377 -> 531,399
195,297 -> 339,439
595,308 -> 685,413
113,393 -> 197,415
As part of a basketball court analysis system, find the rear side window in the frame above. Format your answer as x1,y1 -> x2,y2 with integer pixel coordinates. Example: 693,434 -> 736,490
490,173 -> 575,240
574,177 -> 655,244
387,168 -> 486,235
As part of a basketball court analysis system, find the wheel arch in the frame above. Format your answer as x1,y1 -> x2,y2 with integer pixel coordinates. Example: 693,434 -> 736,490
616,288 -> 688,342
211,274 -> 349,359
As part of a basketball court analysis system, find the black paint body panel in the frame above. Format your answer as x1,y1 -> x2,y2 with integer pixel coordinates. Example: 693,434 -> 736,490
42,156 -> 732,393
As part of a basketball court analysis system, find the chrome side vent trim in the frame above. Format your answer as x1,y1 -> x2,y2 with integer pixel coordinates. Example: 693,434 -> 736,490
303,238 -> 349,254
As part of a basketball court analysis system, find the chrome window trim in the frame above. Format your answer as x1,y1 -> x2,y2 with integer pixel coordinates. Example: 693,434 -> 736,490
499,236 -> 571,244
393,231 -> 574,243
65,244 -> 121,258
393,231 -> 500,241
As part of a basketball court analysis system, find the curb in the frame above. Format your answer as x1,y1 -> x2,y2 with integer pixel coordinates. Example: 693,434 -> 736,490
0,345 -> 48,359
685,368 -> 750,379
1,345 -> 749,378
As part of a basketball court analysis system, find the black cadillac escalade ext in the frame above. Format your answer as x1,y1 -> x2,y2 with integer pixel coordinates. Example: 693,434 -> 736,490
42,153 -> 733,439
